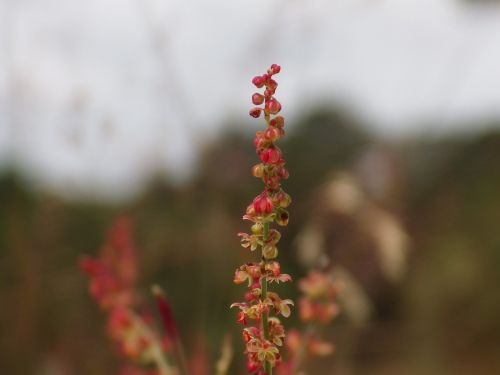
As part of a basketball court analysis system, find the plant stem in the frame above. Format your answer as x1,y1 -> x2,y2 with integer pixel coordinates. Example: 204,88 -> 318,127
151,344 -> 176,375
261,222 -> 272,375
262,276 -> 269,339
130,311 -> 177,375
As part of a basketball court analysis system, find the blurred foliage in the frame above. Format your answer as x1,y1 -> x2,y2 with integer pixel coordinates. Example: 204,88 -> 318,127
1,110 -> 500,374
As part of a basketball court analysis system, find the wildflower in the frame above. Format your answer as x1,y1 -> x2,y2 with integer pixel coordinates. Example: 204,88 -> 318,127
79,218 -> 137,309
80,219 -> 177,375
278,271 -> 340,373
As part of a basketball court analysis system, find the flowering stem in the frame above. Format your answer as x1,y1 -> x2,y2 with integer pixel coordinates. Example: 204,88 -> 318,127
233,64 -> 290,375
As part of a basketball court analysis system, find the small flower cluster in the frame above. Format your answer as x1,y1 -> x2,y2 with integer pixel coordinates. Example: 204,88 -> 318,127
278,271 -> 340,374
298,271 -> 340,325
80,218 -> 175,375
80,218 -> 137,310
232,64 -> 292,375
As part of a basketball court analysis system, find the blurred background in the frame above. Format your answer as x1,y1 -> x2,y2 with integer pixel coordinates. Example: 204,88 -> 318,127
1,0 -> 500,374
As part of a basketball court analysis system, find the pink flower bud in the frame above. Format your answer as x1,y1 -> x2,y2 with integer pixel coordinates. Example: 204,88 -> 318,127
260,148 -> 281,164
264,88 -> 275,99
252,76 -> 265,88
253,132 -> 269,150
252,93 -> 264,105
276,191 -> 292,208
278,167 -> 289,179
247,264 -> 262,279
253,194 -> 273,215
266,79 -> 278,90
263,174 -> 281,190
265,99 -> 281,115
265,127 -> 281,142
250,280 -> 262,295
270,64 -> 281,74
249,107 -> 262,118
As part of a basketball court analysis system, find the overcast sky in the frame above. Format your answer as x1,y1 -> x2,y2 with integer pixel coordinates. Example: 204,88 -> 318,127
1,0 -> 500,199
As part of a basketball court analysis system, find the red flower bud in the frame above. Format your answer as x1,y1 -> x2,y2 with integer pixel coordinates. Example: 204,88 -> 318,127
278,167 -> 289,179
253,194 -> 273,215
253,132 -> 269,150
266,79 -> 278,90
252,76 -> 265,88
270,116 -> 285,128
252,93 -> 264,105
265,127 -> 281,142
270,64 -> 281,74
263,174 -> 281,190
260,148 -> 281,164
265,99 -> 281,115
250,280 -> 261,290
264,88 -> 275,99
249,107 -> 262,118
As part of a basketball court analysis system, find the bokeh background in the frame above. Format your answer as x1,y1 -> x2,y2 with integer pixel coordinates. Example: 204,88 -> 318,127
1,0 -> 500,374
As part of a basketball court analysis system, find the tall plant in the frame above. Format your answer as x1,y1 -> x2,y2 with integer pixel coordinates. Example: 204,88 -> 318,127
231,64 -> 293,375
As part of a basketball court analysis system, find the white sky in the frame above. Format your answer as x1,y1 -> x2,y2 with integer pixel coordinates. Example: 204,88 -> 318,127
1,0 -> 500,199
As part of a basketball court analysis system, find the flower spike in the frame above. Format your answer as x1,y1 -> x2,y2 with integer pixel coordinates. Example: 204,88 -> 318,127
232,64 -> 292,375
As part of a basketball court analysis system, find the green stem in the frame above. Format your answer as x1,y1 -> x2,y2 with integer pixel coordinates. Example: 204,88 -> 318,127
261,222 -> 272,375
262,276 -> 269,338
